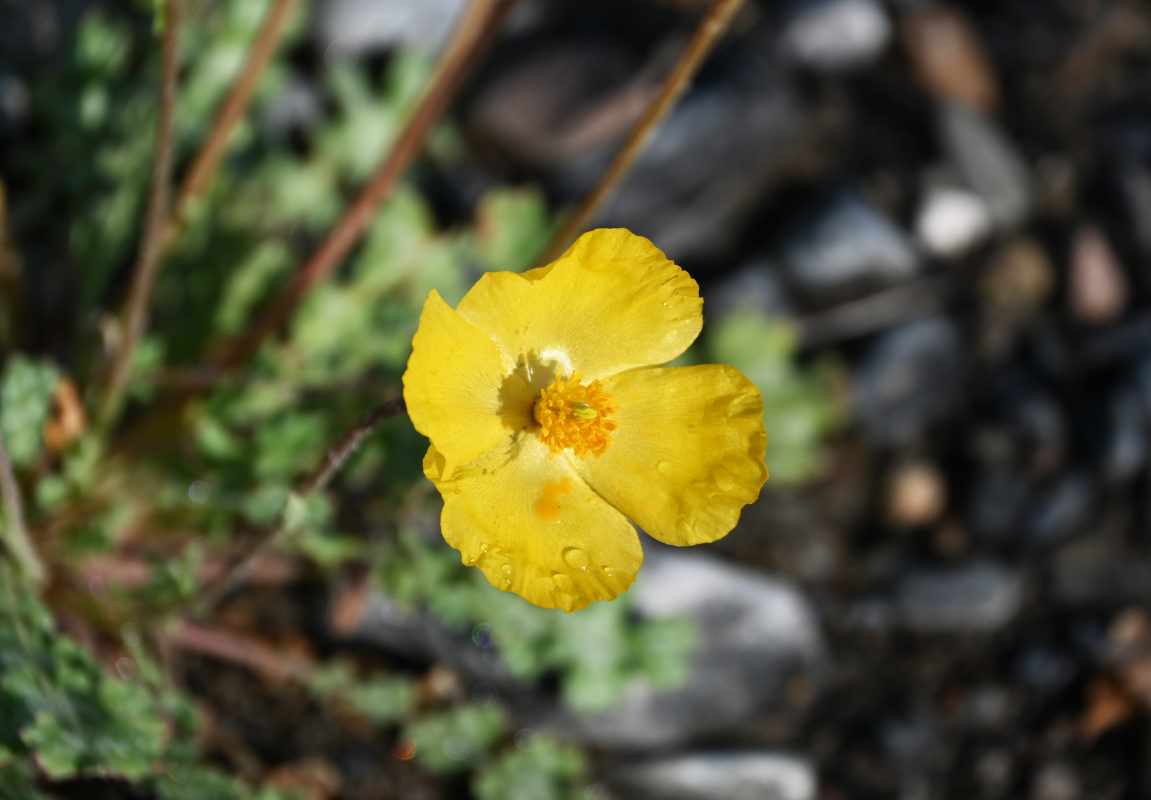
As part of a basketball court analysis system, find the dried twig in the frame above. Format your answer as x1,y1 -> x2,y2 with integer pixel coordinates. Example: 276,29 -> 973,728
538,0 -> 746,265
211,0 -> 520,368
191,395 -> 407,617
160,0 -> 300,252
99,0 -> 183,430
171,620 -> 312,682
0,430 -> 43,587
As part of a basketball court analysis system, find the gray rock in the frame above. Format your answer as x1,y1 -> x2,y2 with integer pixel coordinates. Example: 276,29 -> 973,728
1026,472 -> 1094,548
1102,382 -> 1148,483
541,548 -> 824,749
967,463 -> 1032,545
779,188 -> 920,304
852,318 -> 963,444
706,260 -> 793,320
609,752 -> 816,800
313,0 -> 467,56
896,560 -> 1024,632
782,0 -> 892,72
596,66 -> 802,264
938,103 -> 1033,228
1053,535 -> 1151,607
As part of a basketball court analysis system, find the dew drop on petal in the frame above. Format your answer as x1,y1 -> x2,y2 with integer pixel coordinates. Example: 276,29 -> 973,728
562,546 -> 589,571
553,572 -> 574,593
497,563 -> 514,590
656,460 -> 674,476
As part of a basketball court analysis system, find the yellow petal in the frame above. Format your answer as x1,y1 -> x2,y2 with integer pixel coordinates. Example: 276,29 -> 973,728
575,364 -> 768,546
424,435 -> 643,612
455,229 -> 702,385
403,290 -> 534,477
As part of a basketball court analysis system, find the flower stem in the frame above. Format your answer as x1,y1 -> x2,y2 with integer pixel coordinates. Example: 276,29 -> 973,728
160,0 -> 300,254
210,0 -> 520,369
190,395 -> 407,617
538,0 -> 746,265
99,0 -> 183,431
0,430 -> 43,588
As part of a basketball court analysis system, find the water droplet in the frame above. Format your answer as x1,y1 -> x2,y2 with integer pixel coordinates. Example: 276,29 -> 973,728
187,480 -> 209,504
562,546 -> 589,571
656,460 -> 674,476
497,563 -> 514,590
553,573 -> 574,593
472,623 -> 495,649
601,565 -> 616,580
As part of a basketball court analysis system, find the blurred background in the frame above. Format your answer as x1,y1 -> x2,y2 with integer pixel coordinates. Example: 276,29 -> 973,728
1,0 -> 1151,798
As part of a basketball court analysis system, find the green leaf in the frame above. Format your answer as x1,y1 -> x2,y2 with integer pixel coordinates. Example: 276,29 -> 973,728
0,356 -> 59,468
405,704 -> 507,774
473,739 -> 587,800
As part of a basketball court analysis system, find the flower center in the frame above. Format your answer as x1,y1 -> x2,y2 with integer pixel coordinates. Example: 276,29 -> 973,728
533,372 -> 618,459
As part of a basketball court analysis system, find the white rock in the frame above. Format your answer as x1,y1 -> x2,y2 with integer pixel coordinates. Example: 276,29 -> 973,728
915,186 -> 993,257
784,0 -> 892,71
611,752 -> 817,800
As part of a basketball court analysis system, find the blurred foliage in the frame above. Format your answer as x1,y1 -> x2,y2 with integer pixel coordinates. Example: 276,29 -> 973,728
0,0 -> 839,795
0,356 -> 59,468
702,309 -> 845,486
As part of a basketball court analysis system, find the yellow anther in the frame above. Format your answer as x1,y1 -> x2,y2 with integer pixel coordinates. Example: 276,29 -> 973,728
533,372 -> 618,458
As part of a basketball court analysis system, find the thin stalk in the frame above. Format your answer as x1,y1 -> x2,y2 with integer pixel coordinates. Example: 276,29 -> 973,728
538,0 -> 746,265
191,395 -> 407,617
159,0 -> 299,253
99,0 -> 183,430
0,430 -> 43,587
211,0 -> 520,368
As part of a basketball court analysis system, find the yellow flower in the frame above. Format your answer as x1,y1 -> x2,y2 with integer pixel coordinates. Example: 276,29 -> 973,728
403,229 -> 768,611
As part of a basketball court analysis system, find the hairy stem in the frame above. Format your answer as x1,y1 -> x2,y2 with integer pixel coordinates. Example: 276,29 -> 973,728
191,396 -> 407,617
211,0 -> 520,368
0,430 -> 43,587
160,0 -> 299,253
99,0 -> 183,430
538,0 -> 746,265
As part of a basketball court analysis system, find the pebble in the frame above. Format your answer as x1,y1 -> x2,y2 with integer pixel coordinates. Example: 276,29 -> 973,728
895,560 -> 1023,632
609,751 -> 817,800
938,102 -> 1033,229
779,188 -> 920,305
782,0 -> 892,72
901,4 -> 999,112
852,318 -> 963,445
1026,472 -> 1094,548
1100,382 -> 1148,483
542,548 -> 825,749
885,460 -> 947,528
1068,223 -> 1127,325
915,185 -> 994,258
966,464 -> 1031,546
313,0 -> 468,56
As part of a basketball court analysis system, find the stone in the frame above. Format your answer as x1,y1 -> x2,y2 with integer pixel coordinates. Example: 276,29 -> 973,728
706,260 -> 794,320
1068,224 -> 1127,325
915,185 -> 993,258
895,560 -> 1024,632
539,548 -> 825,749
885,460 -> 947,528
938,103 -> 1033,229
778,188 -> 920,305
851,318 -> 963,445
608,752 -> 817,800
901,4 -> 999,111
1026,472 -> 1095,548
312,0 -> 468,56
782,0 -> 892,72
1099,382 -> 1148,484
